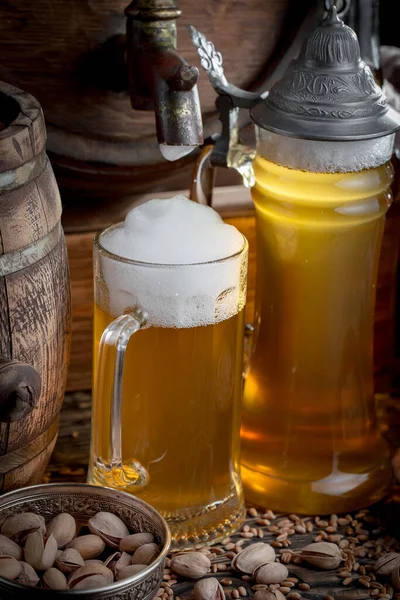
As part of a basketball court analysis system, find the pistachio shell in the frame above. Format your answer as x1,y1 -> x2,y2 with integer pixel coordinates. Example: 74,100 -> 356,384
232,543 -> 276,574
253,562 -> 288,584
24,531 -> 58,571
88,512 -> 129,549
104,551 -> 121,572
375,553 -> 400,575
170,552 -> 211,579
254,591 -> 285,600
1,513 -> 45,544
66,534 -> 105,559
43,567 -> 68,590
132,542 -> 160,566
46,513 -> 77,548
0,556 -> 22,581
194,576 -> 225,600
55,548 -> 86,574
301,542 -> 343,570
115,551 -> 133,573
392,566 -> 400,591
254,591 -> 274,600
16,561 -> 40,587
0,534 -> 23,560
71,574 -> 110,590
116,564 -> 148,580
68,563 -> 114,588
120,532 -> 155,553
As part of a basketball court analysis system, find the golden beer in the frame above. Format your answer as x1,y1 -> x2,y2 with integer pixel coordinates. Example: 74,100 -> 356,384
90,305 -> 244,518
242,155 -> 393,514
88,202 -> 248,546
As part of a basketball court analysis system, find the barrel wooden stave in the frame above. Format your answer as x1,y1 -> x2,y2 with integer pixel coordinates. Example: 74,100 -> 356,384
3,435 -> 58,492
5,238 -> 71,454
0,81 -> 71,491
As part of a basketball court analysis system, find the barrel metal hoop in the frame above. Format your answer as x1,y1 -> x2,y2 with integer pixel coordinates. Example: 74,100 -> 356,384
0,152 -> 47,194
0,222 -> 62,277
0,416 -> 59,474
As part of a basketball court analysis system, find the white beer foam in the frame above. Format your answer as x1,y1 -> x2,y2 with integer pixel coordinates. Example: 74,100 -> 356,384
256,129 -> 395,173
99,196 -> 246,328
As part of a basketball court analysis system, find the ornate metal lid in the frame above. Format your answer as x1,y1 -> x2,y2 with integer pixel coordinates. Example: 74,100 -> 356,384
250,5 -> 400,141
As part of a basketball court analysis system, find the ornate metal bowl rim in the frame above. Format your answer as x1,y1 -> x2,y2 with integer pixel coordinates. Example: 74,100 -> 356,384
0,482 -> 171,595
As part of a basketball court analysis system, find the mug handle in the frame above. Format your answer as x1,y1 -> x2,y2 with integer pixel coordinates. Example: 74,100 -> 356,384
92,308 -> 148,489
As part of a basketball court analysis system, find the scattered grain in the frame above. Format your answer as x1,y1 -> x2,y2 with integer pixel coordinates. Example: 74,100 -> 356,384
298,584 -> 310,591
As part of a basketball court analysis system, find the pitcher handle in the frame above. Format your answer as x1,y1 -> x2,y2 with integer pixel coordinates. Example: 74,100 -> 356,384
91,309 -> 148,489
190,144 -> 216,206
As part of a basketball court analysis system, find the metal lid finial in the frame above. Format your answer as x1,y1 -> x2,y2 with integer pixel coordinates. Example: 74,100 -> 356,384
250,3 -> 400,141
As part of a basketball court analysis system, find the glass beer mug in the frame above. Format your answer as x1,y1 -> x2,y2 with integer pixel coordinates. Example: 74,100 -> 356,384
190,4 -> 400,514
88,199 -> 248,545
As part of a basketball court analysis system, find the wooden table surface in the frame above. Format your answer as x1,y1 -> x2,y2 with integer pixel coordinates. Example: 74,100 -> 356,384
46,392 -> 400,600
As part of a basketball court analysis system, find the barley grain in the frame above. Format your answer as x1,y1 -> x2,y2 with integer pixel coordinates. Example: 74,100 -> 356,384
298,584 -> 310,591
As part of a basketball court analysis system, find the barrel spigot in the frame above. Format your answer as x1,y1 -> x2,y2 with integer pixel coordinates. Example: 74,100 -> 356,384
125,1 -> 203,158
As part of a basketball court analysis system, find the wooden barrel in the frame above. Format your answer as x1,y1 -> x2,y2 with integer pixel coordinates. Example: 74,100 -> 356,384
0,0 -> 315,230
0,82 -> 71,492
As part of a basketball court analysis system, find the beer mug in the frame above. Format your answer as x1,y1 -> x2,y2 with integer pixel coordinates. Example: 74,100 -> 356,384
88,217 -> 248,546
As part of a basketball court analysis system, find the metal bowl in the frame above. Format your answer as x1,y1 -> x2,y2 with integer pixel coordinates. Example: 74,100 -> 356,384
0,483 -> 171,599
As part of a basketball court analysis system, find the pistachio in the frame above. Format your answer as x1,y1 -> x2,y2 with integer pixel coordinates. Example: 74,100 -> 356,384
300,542 -> 343,570
132,542 -> 160,566
68,563 -> 114,588
170,552 -> 211,579
0,555 -> 21,581
88,512 -> 129,549
46,513 -> 77,548
43,567 -> 68,590
232,543 -> 276,574
254,591 -> 285,600
24,531 -> 58,571
253,562 -> 289,584
15,561 -> 40,587
194,576 -> 225,600
55,548 -> 86,574
375,553 -> 400,575
104,551 -> 121,573
66,534 -> 106,559
0,533 -> 23,560
254,592 -> 274,600
1,513 -> 45,544
392,566 -> 400,591
116,564 -> 148,580
120,532 -> 155,553
115,551 -> 134,574
72,574 -> 110,590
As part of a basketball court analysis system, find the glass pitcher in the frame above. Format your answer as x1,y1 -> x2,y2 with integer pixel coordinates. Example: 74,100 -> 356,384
190,4 -> 400,513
